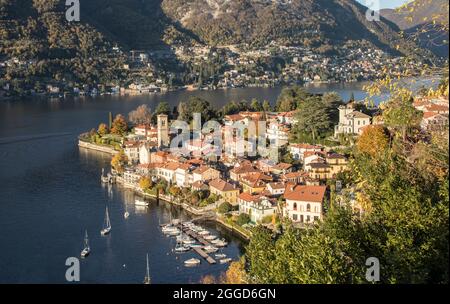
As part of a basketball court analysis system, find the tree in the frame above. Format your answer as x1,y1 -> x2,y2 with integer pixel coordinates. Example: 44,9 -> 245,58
236,213 -> 251,226
294,97 -> 331,142
220,259 -> 246,284
128,104 -> 152,125
111,150 -> 128,173
169,186 -> 181,197
322,92 -> 344,124
139,177 -> 152,192
97,123 -> 109,136
356,125 -> 390,158
250,98 -> 263,112
276,86 -> 310,112
111,114 -> 128,136
155,101 -> 170,116
382,91 -> 423,140
218,202 -> 232,214
262,100 -> 272,112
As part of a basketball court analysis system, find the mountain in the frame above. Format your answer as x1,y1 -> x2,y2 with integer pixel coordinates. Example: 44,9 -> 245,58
381,0 -> 449,57
80,0 -> 427,56
0,0 -> 437,93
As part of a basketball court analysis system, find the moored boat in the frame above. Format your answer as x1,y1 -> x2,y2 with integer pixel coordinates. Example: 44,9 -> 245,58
219,258 -> 232,264
135,199 -> 149,207
184,258 -> 201,266
143,253 -> 151,284
80,230 -> 90,258
100,206 -> 112,235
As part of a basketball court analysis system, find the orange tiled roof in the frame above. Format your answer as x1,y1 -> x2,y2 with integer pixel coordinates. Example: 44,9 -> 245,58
209,179 -> 238,192
284,185 -> 327,203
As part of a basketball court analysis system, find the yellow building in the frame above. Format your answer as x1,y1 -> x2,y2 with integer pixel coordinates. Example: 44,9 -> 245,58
209,179 -> 240,205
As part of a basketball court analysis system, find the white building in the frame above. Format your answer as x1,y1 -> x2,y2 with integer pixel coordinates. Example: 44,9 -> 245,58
266,182 -> 286,196
174,164 -> 193,188
289,144 -> 323,161
334,103 -> 371,137
238,193 -> 277,224
124,141 -> 140,164
266,122 -> 290,147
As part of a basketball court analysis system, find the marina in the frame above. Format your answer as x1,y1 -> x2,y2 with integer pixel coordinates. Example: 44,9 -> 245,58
159,221 -> 234,265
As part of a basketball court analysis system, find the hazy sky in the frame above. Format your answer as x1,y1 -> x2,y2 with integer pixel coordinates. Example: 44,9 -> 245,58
357,0 -> 410,9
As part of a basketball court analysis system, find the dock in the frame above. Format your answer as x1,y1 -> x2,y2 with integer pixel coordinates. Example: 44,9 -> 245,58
183,228 -> 216,264
192,247 -> 216,264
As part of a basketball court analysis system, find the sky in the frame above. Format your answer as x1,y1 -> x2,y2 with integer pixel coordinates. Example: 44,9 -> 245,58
357,0 -> 410,9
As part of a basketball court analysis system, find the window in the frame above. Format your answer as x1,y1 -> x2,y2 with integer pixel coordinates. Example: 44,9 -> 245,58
293,203 -> 298,211
300,215 -> 304,223
306,215 -> 310,222
292,214 -> 298,221
306,203 -> 311,212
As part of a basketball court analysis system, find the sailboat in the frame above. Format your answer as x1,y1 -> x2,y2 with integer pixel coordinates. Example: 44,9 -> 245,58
100,206 -> 112,235
80,230 -> 90,258
143,253 -> 151,284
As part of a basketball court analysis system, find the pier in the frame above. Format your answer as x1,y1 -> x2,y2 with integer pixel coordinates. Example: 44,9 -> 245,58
183,228 -> 216,264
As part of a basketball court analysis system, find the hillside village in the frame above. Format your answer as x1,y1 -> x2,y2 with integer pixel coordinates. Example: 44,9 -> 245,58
79,93 -> 449,233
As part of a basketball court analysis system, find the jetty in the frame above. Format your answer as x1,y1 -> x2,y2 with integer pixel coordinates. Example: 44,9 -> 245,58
183,228 -> 216,264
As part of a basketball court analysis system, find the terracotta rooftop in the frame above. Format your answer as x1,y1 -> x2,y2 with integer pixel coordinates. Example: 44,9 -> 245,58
284,185 -> 327,203
267,182 -> 286,190
209,179 -> 238,192
290,143 -> 323,150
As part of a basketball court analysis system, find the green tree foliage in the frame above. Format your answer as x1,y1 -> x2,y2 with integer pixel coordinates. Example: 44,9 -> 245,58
250,98 -> 263,112
245,121 -> 449,284
262,100 -> 272,112
218,202 -> 232,214
275,86 -> 310,112
293,96 -> 331,142
382,90 -> 423,140
236,213 -> 251,226
177,96 -> 217,122
155,101 -> 170,116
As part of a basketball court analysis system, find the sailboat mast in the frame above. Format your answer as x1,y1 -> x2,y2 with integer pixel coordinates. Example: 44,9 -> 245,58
105,207 -> 111,228
85,230 -> 89,247
146,254 -> 150,277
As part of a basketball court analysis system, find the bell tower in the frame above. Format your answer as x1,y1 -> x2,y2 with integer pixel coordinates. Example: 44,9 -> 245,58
157,114 -> 169,148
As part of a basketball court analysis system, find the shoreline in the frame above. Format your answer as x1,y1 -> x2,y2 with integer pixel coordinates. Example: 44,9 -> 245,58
116,176 -> 251,241
79,141 -> 251,241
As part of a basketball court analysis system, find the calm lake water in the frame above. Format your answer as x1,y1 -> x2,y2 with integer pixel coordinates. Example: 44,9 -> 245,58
0,79 -> 432,283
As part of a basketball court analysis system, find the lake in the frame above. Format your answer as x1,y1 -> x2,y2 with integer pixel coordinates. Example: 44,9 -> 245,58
0,79 -> 431,283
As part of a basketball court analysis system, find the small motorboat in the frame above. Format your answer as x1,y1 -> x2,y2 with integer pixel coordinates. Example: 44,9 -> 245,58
204,235 -> 217,241
204,245 -> 218,253
135,199 -> 149,207
188,243 -> 203,248
182,239 -> 196,245
184,258 -> 201,266
198,230 -> 210,236
124,211 -> 130,219
215,253 -> 227,259
167,229 -> 181,236
219,258 -> 232,264
174,245 -> 190,252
